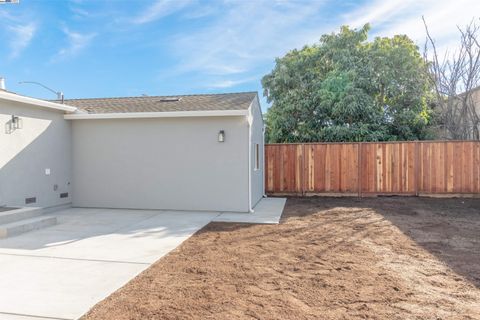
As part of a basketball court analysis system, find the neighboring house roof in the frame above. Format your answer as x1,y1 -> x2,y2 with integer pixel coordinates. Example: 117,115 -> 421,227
0,89 -> 77,113
59,92 -> 257,114
466,84 -> 480,94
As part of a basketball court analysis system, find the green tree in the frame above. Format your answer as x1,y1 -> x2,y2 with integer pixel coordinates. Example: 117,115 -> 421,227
262,24 -> 433,143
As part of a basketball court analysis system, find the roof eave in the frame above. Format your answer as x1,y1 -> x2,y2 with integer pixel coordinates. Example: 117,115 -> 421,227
64,109 -> 249,120
0,90 -> 77,113
248,93 -> 264,125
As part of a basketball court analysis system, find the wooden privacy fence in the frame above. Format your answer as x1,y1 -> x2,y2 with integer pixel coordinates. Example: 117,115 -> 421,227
265,141 -> 480,196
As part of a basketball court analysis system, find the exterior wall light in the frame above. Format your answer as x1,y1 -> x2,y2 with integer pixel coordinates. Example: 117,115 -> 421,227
5,115 -> 22,134
218,130 -> 225,142
12,115 -> 22,130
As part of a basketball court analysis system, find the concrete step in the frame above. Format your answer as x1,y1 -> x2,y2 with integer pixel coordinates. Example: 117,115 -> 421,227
0,207 -> 44,225
0,216 -> 57,239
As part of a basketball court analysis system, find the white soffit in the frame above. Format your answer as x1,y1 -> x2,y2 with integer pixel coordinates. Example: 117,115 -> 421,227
64,109 -> 248,120
0,90 -> 77,113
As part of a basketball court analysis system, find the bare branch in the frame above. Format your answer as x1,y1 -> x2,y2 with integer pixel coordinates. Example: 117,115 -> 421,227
424,16 -> 480,140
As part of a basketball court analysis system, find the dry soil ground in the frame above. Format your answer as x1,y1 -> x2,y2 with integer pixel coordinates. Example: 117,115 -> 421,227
82,197 -> 480,320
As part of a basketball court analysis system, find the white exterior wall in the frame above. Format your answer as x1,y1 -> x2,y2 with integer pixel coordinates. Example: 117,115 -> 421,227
0,100 -> 72,208
249,97 -> 265,209
71,116 -> 250,212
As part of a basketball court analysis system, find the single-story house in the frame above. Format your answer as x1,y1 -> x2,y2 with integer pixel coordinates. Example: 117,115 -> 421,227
0,88 -> 264,213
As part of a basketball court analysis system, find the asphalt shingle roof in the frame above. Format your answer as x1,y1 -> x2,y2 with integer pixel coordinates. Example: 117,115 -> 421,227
60,92 -> 257,114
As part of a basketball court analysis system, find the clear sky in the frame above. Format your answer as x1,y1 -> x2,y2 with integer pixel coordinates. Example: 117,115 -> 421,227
1,0 -> 479,111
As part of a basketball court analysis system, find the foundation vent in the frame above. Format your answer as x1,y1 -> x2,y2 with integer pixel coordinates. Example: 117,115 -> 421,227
25,197 -> 36,204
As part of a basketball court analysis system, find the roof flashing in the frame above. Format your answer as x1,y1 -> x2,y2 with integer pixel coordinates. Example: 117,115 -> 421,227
158,97 -> 182,102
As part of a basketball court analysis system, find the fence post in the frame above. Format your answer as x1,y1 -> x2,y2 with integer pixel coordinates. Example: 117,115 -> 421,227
415,141 -> 420,196
302,143 -> 306,196
357,142 -> 362,197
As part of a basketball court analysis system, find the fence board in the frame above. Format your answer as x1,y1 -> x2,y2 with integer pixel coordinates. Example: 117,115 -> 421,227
303,143 -> 358,193
265,141 -> 480,196
359,142 -> 416,194
265,144 -> 303,194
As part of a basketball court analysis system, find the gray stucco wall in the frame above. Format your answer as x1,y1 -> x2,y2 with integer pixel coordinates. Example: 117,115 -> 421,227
71,116 -> 250,212
0,100 -> 72,208
249,97 -> 265,208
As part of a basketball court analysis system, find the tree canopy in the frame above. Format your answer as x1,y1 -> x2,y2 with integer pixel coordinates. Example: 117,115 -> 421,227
262,24 -> 433,143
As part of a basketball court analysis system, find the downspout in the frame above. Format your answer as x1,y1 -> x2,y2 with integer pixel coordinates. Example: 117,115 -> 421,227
262,125 -> 267,197
248,110 -> 253,213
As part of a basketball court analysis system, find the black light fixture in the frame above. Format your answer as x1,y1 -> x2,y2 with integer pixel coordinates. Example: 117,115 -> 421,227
11,115 -> 22,130
5,115 -> 22,134
218,130 -> 225,142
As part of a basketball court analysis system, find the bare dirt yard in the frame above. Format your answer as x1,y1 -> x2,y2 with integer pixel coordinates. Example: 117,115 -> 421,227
82,197 -> 480,320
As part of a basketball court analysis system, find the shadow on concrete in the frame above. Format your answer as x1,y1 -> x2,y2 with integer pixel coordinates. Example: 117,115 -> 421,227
0,208 -> 217,251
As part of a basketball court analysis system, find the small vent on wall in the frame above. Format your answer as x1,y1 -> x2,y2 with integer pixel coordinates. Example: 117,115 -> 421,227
25,197 -> 36,204
60,192 -> 69,198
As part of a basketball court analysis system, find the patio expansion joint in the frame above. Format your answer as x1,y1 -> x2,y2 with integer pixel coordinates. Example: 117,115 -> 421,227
0,310 -> 73,320
0,252 -> 150,265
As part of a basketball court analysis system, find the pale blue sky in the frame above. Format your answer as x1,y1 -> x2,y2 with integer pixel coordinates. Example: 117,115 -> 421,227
1,0 -> 479,111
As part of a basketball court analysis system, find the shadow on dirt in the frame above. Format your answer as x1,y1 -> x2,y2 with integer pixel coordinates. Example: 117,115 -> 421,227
282,196 -> 480,288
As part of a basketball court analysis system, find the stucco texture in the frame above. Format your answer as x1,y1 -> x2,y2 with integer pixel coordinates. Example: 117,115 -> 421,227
71,116 -> 251,212
249,97 -> 265,208
0,100 -> 72,208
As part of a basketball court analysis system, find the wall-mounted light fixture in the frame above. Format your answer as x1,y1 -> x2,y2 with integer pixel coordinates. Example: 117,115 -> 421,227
12,115 -> 22,130
218,130 -> 225,142
5,115 -> 22,134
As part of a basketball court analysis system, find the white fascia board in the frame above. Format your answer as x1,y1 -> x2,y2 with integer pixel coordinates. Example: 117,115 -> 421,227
64,109 -> 248,120
246,94 -> 263,126
0,90 -> 77,113
255,94 -> 265,126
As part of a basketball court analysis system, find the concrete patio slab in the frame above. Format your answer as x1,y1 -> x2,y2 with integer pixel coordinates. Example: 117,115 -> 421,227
0,208 -> 219,263
213,197 -> 286,224
0,313 -> 50,320
0,208 -> 218,320
0,199 -> 286,319
0,254 -> 145,320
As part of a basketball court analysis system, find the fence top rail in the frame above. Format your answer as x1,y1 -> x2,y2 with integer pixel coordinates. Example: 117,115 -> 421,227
266,140 -> 480,146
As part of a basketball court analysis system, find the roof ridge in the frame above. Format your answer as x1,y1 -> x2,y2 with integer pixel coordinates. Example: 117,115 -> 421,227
59,91 -> 258,102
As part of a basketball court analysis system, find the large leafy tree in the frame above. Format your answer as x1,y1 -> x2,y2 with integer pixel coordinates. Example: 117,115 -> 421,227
262,24 -> 433,142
